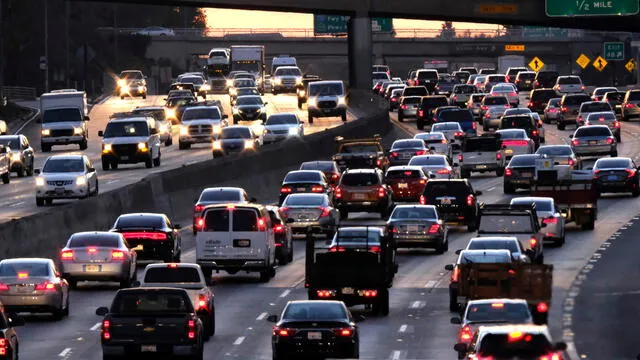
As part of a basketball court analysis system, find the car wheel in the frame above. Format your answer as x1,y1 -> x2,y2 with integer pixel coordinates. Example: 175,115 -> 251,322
93,181 -> 99,196
483,121 -> 489,132
41,143 -> 51,152
26,164 -> 34,176
101,160 -> 110,171
449,289 -> 459,312
79,139 -> 88,150
45,199 -> 53,206
119,276 -> 132,289
17,166 -> 25,178
557,122 -> 565,130
259,270 -> 271,283
611,150 -> 618,157
153,155 -> 161,167
416,118 -> 424,130
616,134 -> 622,143
111,162 -> 118,170
435,238 -> 447,255
503,182 -> 515,194
287,244 -> 294,263
495,167 -> 505,177
165,138 -> 173,146
67,278 -> 77,289
460,169 -> 470,179
339,209 -> 348,220
398,114 -> 404,122
341,112 -> 347,122
308,114 -> 314,124
555,235 -> 565,247
1,172 -> 9,184
633,187 -> 640,197
202,268 -> 213,285
145,156 -> 153,169
36,198 -> 44,207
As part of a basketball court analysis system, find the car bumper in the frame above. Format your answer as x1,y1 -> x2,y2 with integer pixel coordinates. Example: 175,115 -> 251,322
41,135 -> 85,145
61,262 -> 130,280
623,108 -> 640,117
541,223 -> 563,240
102,342 -> 199,356
395,234 -> 444,248
102,153 -> 149,164
388,158 -> 412,166
179,135 -> 214,144
233,113 -> 266,121
461,163 -> 500,172
505,177 -> 533,188
0,293 -> 62,311
504,147 -> 531,159
399,110 -> 418,117
436,208 -> 475,223
197,259 -> 267,271
336,199 -> 388,212
36,184 -> 89,199
391,191 -> 422,202
272,85 -> 298,92
308,107 -> 347,117
264,133 -> 296,143
273,341 -> 356,358
120,86 -> 147,96
289,219 -> 336,234
572,145 -> 616,156
596,178 -> 637,193
545,112 -> 559,120
483,117 -> 502,128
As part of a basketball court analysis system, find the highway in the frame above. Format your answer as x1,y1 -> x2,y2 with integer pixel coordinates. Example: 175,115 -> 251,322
13,91 -> 640,360
0,93 -> 351,222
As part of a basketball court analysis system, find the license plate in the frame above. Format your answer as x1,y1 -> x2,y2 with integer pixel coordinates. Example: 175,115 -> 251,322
16,286 -> 33,293
407,225 -> 419,232
354,193 -> 366,200
307,332 -> 322,340
398,183 -> 408,189
608,175 -> 618,180
120,156 -> 129,160
342,287 -> 354,294
297,187 -> 306,192
525,80 -> 531,84
476,164 -> 488,169
141,345 -> 156,352
505,149 -> 513,154
589,140 -> 597,145
55,187 -> 65,194
234,239 -> 251,247
85,265 -> 100,272
323,109 -> 331,113
521,172 -> 532,177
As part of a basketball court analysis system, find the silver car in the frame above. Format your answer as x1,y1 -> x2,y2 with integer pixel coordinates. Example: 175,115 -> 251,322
388,139 -> 428,166
463,237 -> 530,263
510,197 -> 566,246
386,205 -> 448,253
408,154 -> 455,179
543,98 -> 562,123
483,75 -> 508,94
263,113 -> 304,144
398,96 -> 421,121
489,83 -> 519,107
496,129 -> 535,159
576,101 -> 614,127
34,155 -> 99,206
472,76 -> 487,92
535,145 -> 579,169
0,258 -> 70,319
431,122 -> 465,151
585,111 -> 621,142
570,125 -> 618,157
279,193 -> 339,237
554,75 -> 585,94
60,231 -> 137,289
414,132 -> 452,160
481,96 -> 510,130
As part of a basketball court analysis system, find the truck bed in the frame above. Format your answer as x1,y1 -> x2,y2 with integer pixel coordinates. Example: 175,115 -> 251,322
532,181 -> 597,207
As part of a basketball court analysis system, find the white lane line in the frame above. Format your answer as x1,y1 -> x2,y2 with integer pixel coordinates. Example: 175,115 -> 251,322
279,289 -> 291,298
424,280 -> 437,288
8,202 -> 24,208
58,348 -> 72,357
487,186 -> 496,192
398,324 -> 407,333
409,300 -> 425,309
90,322 -> 102,331
391,350 -> 402,360
106,180 -> 120,184
256,312 -> 268,321
13,108 -> 41,135
233,336 -> 245,345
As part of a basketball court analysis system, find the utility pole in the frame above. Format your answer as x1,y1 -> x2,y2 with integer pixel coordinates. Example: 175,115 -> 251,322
113,3 -> 118,67
44,0 -> 49,93
65,0 -> 70,88
0,0 -> 4,99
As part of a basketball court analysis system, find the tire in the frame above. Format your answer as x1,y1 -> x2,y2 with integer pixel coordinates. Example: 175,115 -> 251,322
297,100 -> 303,109
611,151 -> 618,157
145,156 -> 153,169
555,235 -> 565,247
557,122 -> 565,130
495,167 -> 504,177
259,270 -> 271,282
102,159 -> 110,171
165,138 -> 173,146
398,114 -> 404,123
467,221 -> 477,232
26,164 -> 34,176
153,155 -> 161,167
119,276 -> 131,289
202,268 -> 213,285
540,137 -> 546,143
339,209 -> 348,220
416,118 -> 424,130
179,142 -> 190,150
483,121 -> 489,132
79,139 -> 88,150
142,94 -> 147,100
633,187 -> 640,197
616,134 -> 622,143
277,249 -> 288,265
1,172 -> 9,184
200,315 -> 212,341
582,219 -> 595,230
378,289 -> 389,316
67,278 -> 78,289
93,181 -> 99,196
52,306 -> 64,321
17,166 -> 25,178
308,114 -> 313,124
341,112 -> 347,122
120,95 -> 124,100
503,183 -> 515,194
111,162 -> 118,170
435,238 -> 447,254
36,198 -> 44,207
287,244 -> 293,263
41,143 -> 51,152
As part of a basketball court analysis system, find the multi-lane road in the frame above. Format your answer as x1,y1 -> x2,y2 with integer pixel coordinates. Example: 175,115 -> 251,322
11,90 -> 640,360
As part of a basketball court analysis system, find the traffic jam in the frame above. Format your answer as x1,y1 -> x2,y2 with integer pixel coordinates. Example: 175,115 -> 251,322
0,56 -> 638,360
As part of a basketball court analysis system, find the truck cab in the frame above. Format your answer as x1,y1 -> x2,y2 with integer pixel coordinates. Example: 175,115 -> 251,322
39,91 -> 89,152
271,66 -> 302,95
332,134 -> 388,172
307,81 -> 348,123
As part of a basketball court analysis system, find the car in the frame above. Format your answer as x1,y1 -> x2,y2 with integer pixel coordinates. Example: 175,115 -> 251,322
510,197 -> 566,246
453,71 -> 471,84
514,71 -> 536,90
602,90 -> 625,116
332,135 -> 388,172
431,122 -> 466,152
116,70 -> 147,99
371,71 -> 390,88
413,69 -> 439,92
279,170 -> 332,205
433,106 -> 463,125
533,70 -> 559,89
621,89 -> 640,121
554,75 -> 585,94
164,95 -> 197,124
466,93 -> 486,119
527,88 -> 559,114
168,83 -> 197,97
179,105 -> 228,149
414,132 -> 453,159
499,115 -> 541,148
496,129 -> 535,159
279,193 -> 339,237
472,76 -> 487,92
503,154 -> 541,194
60,231 -> 137,289
268,300 -> 360,359
0,135 -> 34,177
212,125 -> 261,158
489,83 -> 519,107
134,26 -> 175,36
397,96 -> 421,122
451,299 -> 534,359
334,168 -> 393,220
229,80 -> 257,103
416,95 -> 449,129
384,166 -> 428,202
232,95 -> 267,124
570,125 -> 617,157
593,157 -> 640,197
592,87 -> 618,101
378,80 -> 402,97
0,258 -> 69,319
435,74 -> 457,95
266,205 -> 294,264
505,67 -> 528,83
585,111 -> 621,142
576,101 -> 614,127
271,66 -> 303,94
179,75 -> 208,99
385,84 -> 405,100
99,116 -> 162,170
557,93 -> 592,130
543,98 -> 562,123
419,179 -> 481,231
387,205 -> 448,253
193,187 -> 254,234
462,237 -> 530,262
388,139 -> 428,166
307,80 -> 348,123
535,145 -> 579,169
262,113 -> 304,144
34,154 -> 98,206
408,154 -> 456,179
450,84 -> 476,108
230,87 -> 261,106
480,96 -> 510,131
328,227 -> 392,257
110,213 -> 182,263
435,108 -> 477,137
299,161 -> 341,187
458,134 -> 506,178
373,64 -> 390,75
130,106 -> 173,146
388,88 -> 405,111
484,75 -> 507,93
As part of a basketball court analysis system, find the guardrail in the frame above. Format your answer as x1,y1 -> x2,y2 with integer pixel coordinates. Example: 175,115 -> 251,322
0,86 -> 37,101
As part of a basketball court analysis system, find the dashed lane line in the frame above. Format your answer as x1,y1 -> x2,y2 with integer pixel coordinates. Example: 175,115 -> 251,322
233,336 -> 245,345
256,312 -> 268,321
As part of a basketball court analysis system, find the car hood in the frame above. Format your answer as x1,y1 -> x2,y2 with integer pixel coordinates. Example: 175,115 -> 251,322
42,121 -> 82,129
236,105 -> 263,111
102,136 -> 149,145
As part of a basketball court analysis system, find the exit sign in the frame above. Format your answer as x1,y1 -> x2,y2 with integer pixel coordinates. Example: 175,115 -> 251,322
604,42 -> 625,60
546,0 -> 639,16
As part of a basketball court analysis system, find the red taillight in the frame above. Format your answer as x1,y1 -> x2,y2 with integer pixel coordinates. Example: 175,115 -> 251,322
537,302 -> 549,313
195,217 -> 204,230
335,187 -> 343,199
418,110 -> 424,117
363,289 -> 378,297
458,154 -> 463,162
319,207 -> 331,217
329,246 -> 346,252
539,354 -> 561,360
535,80 -> 540,86
504,104 -> 511,108
568,158 -> 575,166
472,121 -> 477,130
613,121 -> 621,128
194,204 -> 205,213
502,140 -> 528,147
419,195 -> 426,205
316,290 -> 334,298
35,282 -> 56,291
436,169 -> 450,174
625,103 -> 635,108
88,247 -> 97,254
378,186 -> 386,198
187,319 -> 196,339
274,327 -> 297,336
334,328 -> 354,336
102,320 -> 111,340
274,224 -> 285,233
196,294 -> 208,311
571,139 -> 579,146
428,224 -> 440,233
509,92 -> 517,97
331,173 -> 340,180
543,217 -> 557,224
466,194 -> 474,206
454,131 -> 464,137
0,284 -> 8,291
441,139 -> 447,144
577,115 -> 582,122
122,232 -> 167,240
390,151 -> 398,158
368,246 -> 381,253
415,150 -> 426,155
460,325 -> 473,341
376,159 -> 382,167
111,250 -> 126,260
61,249 -> 75,261
257,217 -> 267,231
481,105 -> 488,110
496,152 -> 502,160
561,106 -> 568,113
532,130 -> 539,137
280,186 -> 292,193
548,108 -> 557,113
529,237 -> 538,248
0,338 -> 6,356
401,104 -> 408,109
452,266 -> 460,282
311,185 -> 324,193
391,98 -> 397,102
606,137 -> 614,144
505,168 -> 512,176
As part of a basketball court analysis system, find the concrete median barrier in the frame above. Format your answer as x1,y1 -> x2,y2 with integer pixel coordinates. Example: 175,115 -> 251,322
0,90 -> 390,259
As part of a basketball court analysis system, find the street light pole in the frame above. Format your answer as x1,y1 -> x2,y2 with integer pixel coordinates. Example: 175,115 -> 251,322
44,0 -> 49,93
65,0 -> 70,88
0,0 -> 4,98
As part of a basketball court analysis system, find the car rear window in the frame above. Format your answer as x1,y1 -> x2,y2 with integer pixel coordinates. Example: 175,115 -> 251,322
283,302 -> 347,320
416,133 -> 446,143
69,235 -> 119,248
417,70 -> 438,80
203,209 -> 230,231
144,267 -> 201,284
605,92 -> 625,101
558,77 -> 581,84
421,96 -> 449,107
391,207 -> 436,219
594,88 -> 617,96
386,169 -> 423,179
497,130 -> 526,139
409,156 -> 446,166
453,85 -> 475,94
392,140 -> 424,149
284,171 -> 321,183
403,87 -> 428,97
479,215 -> 533,233
425,182 -> 470,197
536,146 -> 571,156
402,97 -> 421,105
116,216 -> 164,229
232,209 -> 261,231
511,200 -> 552,212
112,291 -> 193,313
627,91 -> 640,101
466,302 -> 530,323
501,116 -> 533,129
508,156 -> 537,166
531,90 -> 558,102
201,190 -> 241,202
0,262 -> 50,277
517,73 -> 535,80
581,103 -> 612,112
471,95 -> 485,102
463,138 -> 500,151
575,127 -> 612,137
488,75 -> 506,82
341,173 -> 379,186
300,162 -> 335,172
596,158 -> 632,168
563,95 -> 591,106
586,113 -> 616,122
468,239 -> 519,253
536,71 -> 558,80
433,123 -> 460,131
458,252 -> 512,264
483,97 -> 508,105
439,109 -> 473,122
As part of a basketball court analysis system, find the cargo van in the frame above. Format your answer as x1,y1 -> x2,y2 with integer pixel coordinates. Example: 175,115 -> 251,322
39,91 -> 89,152
196,204 -> 276,282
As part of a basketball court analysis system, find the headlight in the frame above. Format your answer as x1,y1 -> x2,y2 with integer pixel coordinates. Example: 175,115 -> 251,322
73,127 -> 83,135
256,78 -> 262,84
117,79 -> 126,86
256,107 -> 262,113
35,177 -> 45,187
137,142 -> 148,151
244,140 -> 254,149
338,96 -> 347,105
41,129 -> 51,136
121,85 -> 130,93
263,129 -> 269,135
102,144 -> 112,153
226,79 -> 233,86
233,108 -> 239,114
213,125 -> 221,134
165,109 -> 176,119
288,127 -> 299,135
179,126 -> 189,136
273,78 -> 282,85
298,90 -> 306,97
76,176 -> 87,186
159,124 -> 169,133
296,77 -> 303,85
201,84 -> 211,91
10,153 -> 20,162
212,141 -> 222,150
308,98 -> 317,107
229,88 -> 237,95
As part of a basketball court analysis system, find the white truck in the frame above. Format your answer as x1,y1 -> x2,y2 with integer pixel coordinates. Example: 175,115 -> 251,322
498,55 -> 526,75
206,48 -> 230,93
39,91 -> 89,152
271,55 -> 297,74
230,45 -> 266,93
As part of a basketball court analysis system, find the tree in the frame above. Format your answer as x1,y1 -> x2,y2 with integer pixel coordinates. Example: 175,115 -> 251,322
193,8 -> 207,28
439,21 -> 456,39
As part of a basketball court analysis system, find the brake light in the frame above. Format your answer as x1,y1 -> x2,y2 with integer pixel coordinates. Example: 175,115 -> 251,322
539,354 -> 561,360
335,187 -> 343,199
415,150 -> 426,155
627,168 -> 637,178
613,121 -> 620,128
568,158 -> 575,166
506,75 -> 511,82
378,186 -> 386,198
502,140 -> 528,147
508,331 -> 525,341
318,207 -> 331,217
0,284 -> 8,291
481,105 -> 488,110
61,249 -> 75,261
509,92 -> 517,97
369,246 -> 381,253
274,327 -> 296,336
257,217 -> 267,231
88,247 -> 97,254
194,204 -> 205,213
376,159 -> 382,167
535,80 -> 540,86
111,250 -> 126,260
35,282 -> 56,291
548,108 -> 557,113
561,106 -> 568,113
391,97 -> 397,102
433,169 -> 448,175
122,232 -> 167,240
363,289 -> 378,297
460,325 -> 473,341
452,266 -> 460,282
496,152 -> 502,160
571,139 -> 579,146
316,290 -> 334,298
491,303 -> 505,308
505,168 -> 512,176
187,319 -> 196,339
577,115 -> 582,122
311,185 -> 324,193
458,154 -> 463,162
196,294 -> 208,311
102,320 -> 111,340
334,328 -> 354,336
329,246 -> 345,252
625,103 -> 635,108
401,104 -> 408,109
274,224 -> 285,233
606,137 -> 614,144
167,263 -> 178,268
537,301 -> 549,313
532,130 -> 539,136
331,173 -> 340,181
280,186 -> 292,193
390,151 -> 398,158
195,217 -> 204,230
472,121 -> 477,130
418,110 -> 424,117
504,104 -> 510,108
529,237 -> 538,247
453,95 -> 457,100
428,224 -> 440,233
441,139 -> 447,144
466,194 -> 475,206
543,217 -> 557,224
454,131 -> 464,137
17,272 -> 27,279
419,195 -> 426,205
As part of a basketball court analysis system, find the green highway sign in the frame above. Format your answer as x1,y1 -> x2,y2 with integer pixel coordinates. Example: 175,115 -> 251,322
314,15 -> 393,35
522,26 -> 568,38
604,42 -> 625,60
546,0 -> 639,16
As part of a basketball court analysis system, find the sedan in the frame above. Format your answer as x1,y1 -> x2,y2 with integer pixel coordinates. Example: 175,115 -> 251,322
34,155 -> 99,206
279,170 -> 332,206
263,113 -> 304,144
481,96 -> 510,131
496,129 -> 535,159
387,205 -> 448,253
510,197 -> 566,246
0,258 -> 69,319
489,83 -> 519,107
388,88 -> 404,111
280,193 -> 339,237
593,157 -> 640,197
299,161 -> 341,187
212,126 -> 261,158
60,231 -> 137,288
408,154 -> 456,179
110,213 -> 182,263
543,98 -> 562,123
592,87 -> 618,102
585,111 -> 621,142
232,95 -> 268,123
431,122 -> 465,151
0,134 -> 34,177
621,90 -> 640,121
269,300 -> 360,359
576,101 -> 613,127
503,154 -> 541,194
397,96 -> 421,122
230,87 -> 260,106
570,125 -> 617,157
535,145 -> 579,169
414,132 -> 452,160
388,139 -> 428,166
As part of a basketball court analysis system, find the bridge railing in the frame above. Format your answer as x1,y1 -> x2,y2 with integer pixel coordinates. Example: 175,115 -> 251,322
0,86 -> 37,101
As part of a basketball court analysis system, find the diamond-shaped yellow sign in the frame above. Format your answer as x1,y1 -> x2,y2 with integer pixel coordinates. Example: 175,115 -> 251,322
576,54 -> 591,69
625,59 -> 636,72
528,57 -> 544,72
593,56 -> 608,71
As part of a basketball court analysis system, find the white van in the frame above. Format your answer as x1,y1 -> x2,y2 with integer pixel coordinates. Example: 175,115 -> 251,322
271,55 -> 297,75
196,204 -> 276,282
307,80 -> 347,123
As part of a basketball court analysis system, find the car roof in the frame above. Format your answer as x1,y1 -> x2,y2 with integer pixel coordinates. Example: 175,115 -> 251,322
202,187 -> 244,193
309,81 -> 343,86
476,324 -> 551,337
411,154 -> 447,160
427,178 -> 469,184
459,249 -> 512,257
337,226 -> 383,234
144,263 -> 200,270
46,154 -> 84,161
393,204 -> 437,210
118,212 -> 165,219
203,203 -> 264,210
344,168 -> 379,174
469,236 -> 518,243
576,124 -> 609,130
71,231 -> 122,238
467,298 -> 529,306
433,122 -> 462,127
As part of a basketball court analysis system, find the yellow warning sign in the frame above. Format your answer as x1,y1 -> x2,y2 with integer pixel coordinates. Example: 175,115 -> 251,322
528,56 -> 544,72
625,59 -> 636,72
576,54 -> 591,69
593,56 -> 608,71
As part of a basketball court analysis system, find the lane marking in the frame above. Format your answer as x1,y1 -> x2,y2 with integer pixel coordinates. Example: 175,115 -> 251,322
233,336 -> 245,345
424,280 -> 437,288
8,202 -> 24,208
256,312 -> 267,321
13,108 -> 41,135
391,350 -> 402,360
58,348 -> 72,357
90,322 -> 101,331
409,300 -> 425,309
487,186 -> 496,192
106,180 -> 120,185
279,289 -> 290,298
398,324 -> 407,333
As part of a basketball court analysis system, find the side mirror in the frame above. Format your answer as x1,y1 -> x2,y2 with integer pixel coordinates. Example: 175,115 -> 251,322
84,116 -> 91,121
174,224 -> 182,229
540,223 -> 547,228
8,314 -> 24,327
475,190 -> 483,196
264,102 -> 269,105
453,343 -> 468,353
568,134 -> 574,138
95,306 -> 109,316
34,169 -> 41,175
455,249 -> 462,255
88,167 -> 96,173
0,146 -> 6,154
444,264 -> 455,271
554,342 -> 568,351
150,128 -> 159,135
526,97 -> 530,100
131,280 -> 141,287
450,317 -> 462,325
98,131 -> 104,137
266,314 -> 278,323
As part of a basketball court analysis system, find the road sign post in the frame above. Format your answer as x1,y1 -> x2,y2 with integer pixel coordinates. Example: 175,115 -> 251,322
593,56 -> 608,71
528,56 -> 544,72
546,0 -> 639,16
604,42 -> 625,61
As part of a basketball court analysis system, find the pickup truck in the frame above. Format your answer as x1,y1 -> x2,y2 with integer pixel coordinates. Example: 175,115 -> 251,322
136,263 -> 215,340
96,287 -> 204,359
332,135 -> 389,172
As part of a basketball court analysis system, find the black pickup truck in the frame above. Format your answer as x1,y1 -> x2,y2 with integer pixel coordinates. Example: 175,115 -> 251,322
332,135 -> 389,173
96,288 -> 204,360
305,226 -> 397,316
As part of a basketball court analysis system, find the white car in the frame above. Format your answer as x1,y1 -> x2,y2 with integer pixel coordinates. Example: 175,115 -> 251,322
489,83 -> 519,107
431,122 -> 465,151
414,132 -> 452,160
408,154 -> 456,179
372,71 -> 391,87
554,75 -> 585,94
263,113 -> 304,144
510,196 -> 566,246
35,154 -> 98,206
134,26 -> 175,36
179,106 -> 228,149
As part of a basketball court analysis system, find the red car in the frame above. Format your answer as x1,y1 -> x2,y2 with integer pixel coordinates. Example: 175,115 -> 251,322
384,166 -> 429,202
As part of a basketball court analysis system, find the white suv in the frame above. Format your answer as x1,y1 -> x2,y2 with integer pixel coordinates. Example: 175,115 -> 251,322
35,154 -> 98,206
307,80 -> 348,123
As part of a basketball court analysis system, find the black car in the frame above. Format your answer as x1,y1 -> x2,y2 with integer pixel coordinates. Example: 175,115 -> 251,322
232,95 -> 268,123
212,126 -> 260,158
0,135 -> 34,177
299,160 -> 341,187
527,89 -> 558,114
0,302 -> 23,359
420,179 -> 481,231
268,300 -> 360,360
416,95 -> 449,130
534,70 -> 559,89
279,170 -> 332,205
266,205 -> 294,264
503,154 -> 541,194
110,213 -> 182,262
602,91 -> 626,116
231,87 -> 260,106
593,157 -> 640,197
179,76 -> 208,98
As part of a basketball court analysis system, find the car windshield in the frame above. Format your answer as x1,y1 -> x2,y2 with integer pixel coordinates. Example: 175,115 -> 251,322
386,169 -> 423,179
509,156 -> 537,166
234,80 -> 255,88
237,88 -> 260,96
43,108 -> 82,123
409,156 -> 446,166
143,267 -> 201,284
182,108 -> 221,121
165,98 -> 194,107
104,121 -> 149,138
266,114 -> 298,125
200,190 -> 241,202
341,173 -> 378,186
43,159 -> 84,173
275,68 -> 302,76
0,137 -> 19,149
468,239 -> 520,253
112,291 -> 193,313
391,207 -> 436,219
581,103 -> 611,112
465,303 -> 531,323
559,77 -> 581,84
536,146 -> 571,156
575,127 -> 611,137
340,144 -> 379,153
221,127 -> 251,139
478,215 -> 533,233
283,302 -> 347,321
459,252 -> 512,264
120,71 -> 143,80
284,171 -> 321,183
236,97 -> 263,106
182,77 -> 204,84
477,334 -> 552,357
511,200 -> 552,212
283,194 -> 326,206
300,162 -> 335,172
68,235 -> 119,248
0,262 -> 50,277
392,140 -> 424,150
596,158 -> 632,169
484,97 -> 508,105
309,83 -> 343,96
432,123 -> 460,131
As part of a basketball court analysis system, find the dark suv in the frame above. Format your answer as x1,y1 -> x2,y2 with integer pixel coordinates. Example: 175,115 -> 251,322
417,96 -> 449,130
533,71 -> 559,89
527,89 -> 558,113
419,179 -> 481,231
558,93 -> 591,130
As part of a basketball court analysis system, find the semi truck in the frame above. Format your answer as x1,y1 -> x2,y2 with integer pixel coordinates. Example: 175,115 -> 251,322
230,45 -> 266,93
